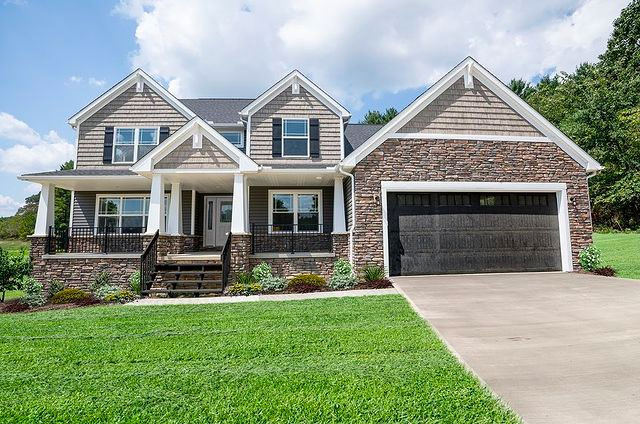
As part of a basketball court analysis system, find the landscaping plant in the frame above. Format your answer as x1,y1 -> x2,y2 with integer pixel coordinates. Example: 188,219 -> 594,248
287,274 -> 326,293
361,265 -> 385,282
251,262 -> 272,283
128,271 -> 141,295
94,284 -> 120,300
329,258 -> 357,290
90,271 -> 113,293
22,277 -> 45,307
103,289 -> 137,304
579,244 -> 602,272
47,279 -> 64,298
227,282 -> 262,296
260,275 -> 287,292
50,288 -> 89,305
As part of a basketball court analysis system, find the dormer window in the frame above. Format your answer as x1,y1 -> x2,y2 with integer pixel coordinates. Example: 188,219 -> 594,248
220,131 -> 244,148
113,127 -> 159,163
282,118 -> 309,157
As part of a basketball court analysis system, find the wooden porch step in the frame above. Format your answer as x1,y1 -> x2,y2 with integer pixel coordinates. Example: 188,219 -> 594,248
162,279 -> 222,286
142,288 -> 223,295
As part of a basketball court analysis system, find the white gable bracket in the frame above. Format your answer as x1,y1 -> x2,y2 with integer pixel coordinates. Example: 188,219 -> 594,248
464,62 -> 474,89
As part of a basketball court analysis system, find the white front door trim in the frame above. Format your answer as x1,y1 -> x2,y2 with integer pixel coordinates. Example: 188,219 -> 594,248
380,181 -> 573,276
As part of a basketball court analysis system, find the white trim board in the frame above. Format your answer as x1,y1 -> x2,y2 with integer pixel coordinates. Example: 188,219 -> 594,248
68,69 -> 196,127
379,181 -> 574,276
342,57 -> 602,173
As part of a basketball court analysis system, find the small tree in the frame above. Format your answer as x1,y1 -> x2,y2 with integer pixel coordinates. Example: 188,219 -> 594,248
0,248 -> 31,302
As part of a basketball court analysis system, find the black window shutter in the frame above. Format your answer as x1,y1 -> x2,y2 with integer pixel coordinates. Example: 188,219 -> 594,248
159,127 -> 170,143
272,118 -> 282,157
103,127 -> 114,164
309,118 -> 320,158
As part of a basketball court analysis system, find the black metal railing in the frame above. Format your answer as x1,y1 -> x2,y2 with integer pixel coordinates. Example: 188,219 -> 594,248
140,230 -> 159,293
251,224 -> 332,254
46,226 -> 146,254
221,233 -> 232,288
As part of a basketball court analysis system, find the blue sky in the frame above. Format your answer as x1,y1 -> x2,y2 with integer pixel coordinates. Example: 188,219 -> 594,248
0,0 -> 628,216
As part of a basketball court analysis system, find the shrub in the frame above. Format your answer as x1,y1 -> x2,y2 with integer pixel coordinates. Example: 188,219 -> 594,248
252,262 -> 272,283
594,266 -> 617,277
287,274 -> 326,293
329,273 -> 357,290
361,265 -> 384,282
50,288 -> 88,304
90,271 -> 113,293
22,277 -> 45,307
333,258 -> 353,276
129,271 -> 141,294
234,272 -> 257,285
94,285 -> 120,300
104,289 -> 136,304
261,275 -> 287,292
227,282 -> 263,296
47,279 -> 64,298
579,245 -> 602,272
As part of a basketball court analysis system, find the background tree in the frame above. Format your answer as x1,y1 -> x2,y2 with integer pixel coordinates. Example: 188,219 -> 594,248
508,78 -> 536,100
362,107 -> 398,124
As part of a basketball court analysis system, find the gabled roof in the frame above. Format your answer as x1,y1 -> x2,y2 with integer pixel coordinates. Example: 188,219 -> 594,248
68,69 -> 197,127
180,98 -> 253,124
344,123 -> 384,156
131,116 -> 259,173
342,57 -> 602,172
239,70 -> 351,120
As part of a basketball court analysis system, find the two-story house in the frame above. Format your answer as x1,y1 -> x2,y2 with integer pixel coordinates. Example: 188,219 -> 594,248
21,57 -> 602,295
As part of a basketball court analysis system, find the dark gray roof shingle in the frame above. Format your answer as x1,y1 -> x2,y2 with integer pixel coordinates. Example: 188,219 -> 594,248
179,98 -> 254,124
344,124 -> 384,155
22,169 -> 137,177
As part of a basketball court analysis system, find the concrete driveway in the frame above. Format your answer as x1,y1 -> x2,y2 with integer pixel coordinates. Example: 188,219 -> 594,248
393,272 -> 640,424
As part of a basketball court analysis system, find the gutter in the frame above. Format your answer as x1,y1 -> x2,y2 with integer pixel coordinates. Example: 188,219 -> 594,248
336,164 -> 356,264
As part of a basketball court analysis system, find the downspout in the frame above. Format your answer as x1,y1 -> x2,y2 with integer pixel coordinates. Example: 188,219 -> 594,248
337,164 -> 355,264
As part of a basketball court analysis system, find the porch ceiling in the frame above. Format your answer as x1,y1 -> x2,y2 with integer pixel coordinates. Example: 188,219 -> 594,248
161,173 -> 235,192
246,170 -> 339,186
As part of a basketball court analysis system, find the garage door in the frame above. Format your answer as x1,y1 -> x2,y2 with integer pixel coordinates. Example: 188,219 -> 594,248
387,192 -> 562,276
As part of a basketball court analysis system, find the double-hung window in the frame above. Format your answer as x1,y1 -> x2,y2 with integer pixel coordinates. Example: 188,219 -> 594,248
96,195 -> 168,233
282,119 -> 309,157
269,190 -> 322,232
219,131 -> 244,148
113,128 -> 159,163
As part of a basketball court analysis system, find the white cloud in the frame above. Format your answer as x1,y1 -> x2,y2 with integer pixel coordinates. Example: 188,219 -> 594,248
114,0 -> 628,112
3,0 -> 27,6
0,194 -> 22,217
68,75 -> 106,87
0,112 -> 75,174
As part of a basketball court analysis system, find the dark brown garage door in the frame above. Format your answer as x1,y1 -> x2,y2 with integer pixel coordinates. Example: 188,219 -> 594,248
387,192 -> 562,276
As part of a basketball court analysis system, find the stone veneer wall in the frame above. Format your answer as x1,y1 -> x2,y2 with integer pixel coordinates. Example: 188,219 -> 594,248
30,234 -> 202,293
230,233 -> 350,280
351,139 -> 593,271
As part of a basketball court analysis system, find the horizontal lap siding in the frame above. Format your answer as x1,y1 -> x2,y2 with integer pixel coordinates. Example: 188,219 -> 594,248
250,86 -> 342,166
399,77 -> 543,137
76,85 -> 188,168
155,137 -> 238,169
249,186 -> 334,232
182,190 -> 192,235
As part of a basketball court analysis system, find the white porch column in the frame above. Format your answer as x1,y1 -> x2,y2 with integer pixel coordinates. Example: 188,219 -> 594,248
333,176 -> 347,233
33,183 -> 55,236
231,173 -> 247,234
146,174 -> 165,234
167,182 -> 183,235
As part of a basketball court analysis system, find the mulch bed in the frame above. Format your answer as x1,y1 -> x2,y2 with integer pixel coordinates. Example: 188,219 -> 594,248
1,297 -> 104,314
356,279 -> 394,289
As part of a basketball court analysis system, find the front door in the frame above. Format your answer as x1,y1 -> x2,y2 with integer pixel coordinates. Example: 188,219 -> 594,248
204,196 -> 233,248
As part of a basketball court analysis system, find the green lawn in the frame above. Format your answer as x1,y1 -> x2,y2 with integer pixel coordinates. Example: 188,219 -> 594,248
0,239 -> 29,254
593,232 -> 640,279
0,296 -> 518,423
2,290 -> 24,301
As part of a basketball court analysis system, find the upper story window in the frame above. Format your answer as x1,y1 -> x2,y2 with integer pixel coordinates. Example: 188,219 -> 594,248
282,119 -> 309,157
113,128 -> 159,164
219,131 -> 244,148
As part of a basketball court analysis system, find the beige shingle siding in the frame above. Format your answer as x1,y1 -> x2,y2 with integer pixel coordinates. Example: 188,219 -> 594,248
399,77 -> 543,137
76,84 -> 189,168
249,86 -> 342,166
155,137 -> 237,169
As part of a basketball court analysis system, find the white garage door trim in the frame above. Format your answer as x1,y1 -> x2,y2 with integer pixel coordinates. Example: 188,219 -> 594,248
380,181 -> 573,275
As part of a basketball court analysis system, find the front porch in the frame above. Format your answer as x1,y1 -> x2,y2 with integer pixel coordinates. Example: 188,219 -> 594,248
28,168 -> 351,295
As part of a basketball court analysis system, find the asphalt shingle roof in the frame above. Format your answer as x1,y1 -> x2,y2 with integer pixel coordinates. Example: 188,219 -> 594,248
22,169 -> 137,177
179,98 -> 254,124
344,124 -> 384,156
